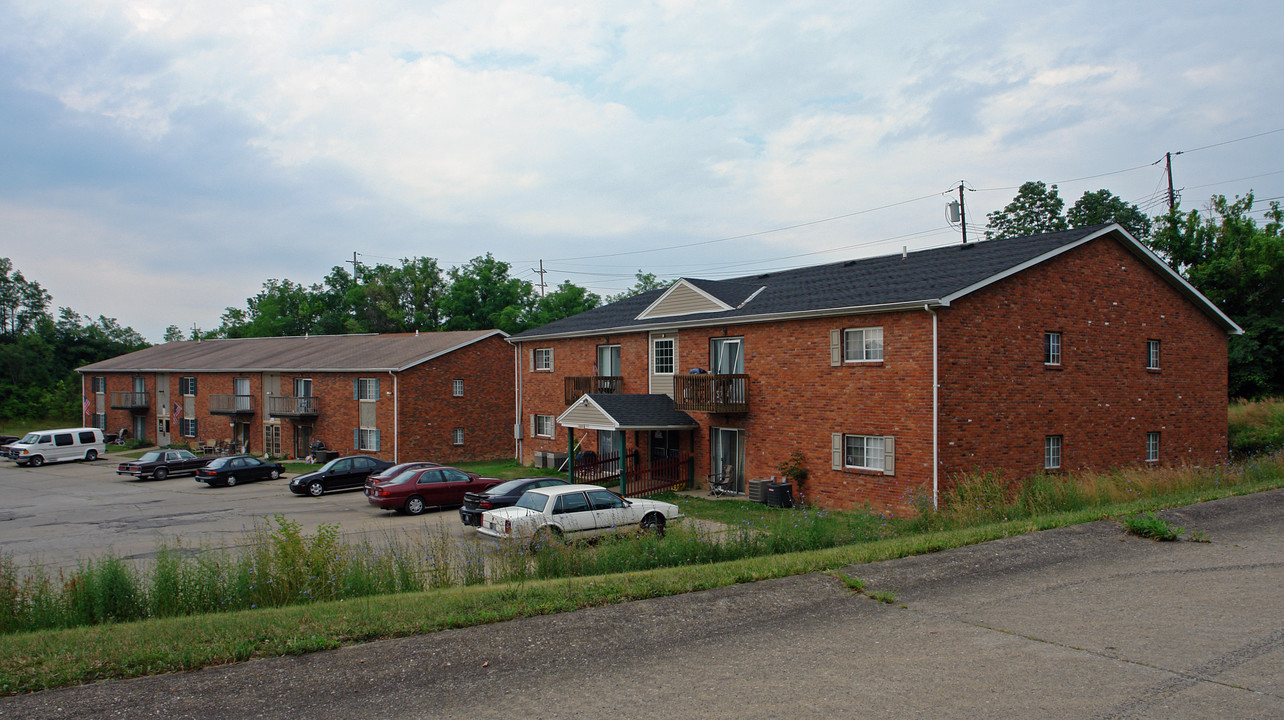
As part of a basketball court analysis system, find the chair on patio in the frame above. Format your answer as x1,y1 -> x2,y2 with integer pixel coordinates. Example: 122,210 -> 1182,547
707,464 -> 734,497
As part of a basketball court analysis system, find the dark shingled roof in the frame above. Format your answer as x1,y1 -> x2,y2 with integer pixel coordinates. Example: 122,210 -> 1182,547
580,394 -> 698,429
77,330 -> 506,373
512,225 -> 1177,340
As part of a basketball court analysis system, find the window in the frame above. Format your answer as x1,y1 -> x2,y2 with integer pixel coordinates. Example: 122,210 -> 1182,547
1045,435 -> 1062,469
452,428 -> 464,445
1147,340 -> 1161,370
597,344 -> 621,376
91,376 -> 106,394
843,434 -> 886,471
452,379 -> 464,397
158,417 -> 170,435
1146,432 -> 1160,462
534,348 -> 553,372
55,433 -> 73,447
79,431 -> 97,443
92,413 -> 106,430
1044,332 -> 1062,365
356,428 -> 380,451
652,338 -> 674,374
293,377 -> 312,397
534,414 -> 554,438
180,376 -> 198,396
181,418 -> 198,438
355,378 -> 379,401
711,337 -> 744,374
843,327 -> 884,362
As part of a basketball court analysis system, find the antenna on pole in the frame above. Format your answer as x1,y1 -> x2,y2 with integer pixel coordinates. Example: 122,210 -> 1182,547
533,260 -> 548,297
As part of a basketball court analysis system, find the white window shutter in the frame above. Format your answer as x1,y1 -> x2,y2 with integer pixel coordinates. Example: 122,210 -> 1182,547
530,414 -> 536,437
883,436 -> 895,475
548,348 -> 554,372
830,330 -> 842,366
353,428 -> 359,450
831,433 -> 842,470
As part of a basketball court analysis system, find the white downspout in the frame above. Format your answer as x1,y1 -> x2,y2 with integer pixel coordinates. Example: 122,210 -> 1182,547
514,342 -> 523,461
925,304 -> 939,510
388,370 -> 398,463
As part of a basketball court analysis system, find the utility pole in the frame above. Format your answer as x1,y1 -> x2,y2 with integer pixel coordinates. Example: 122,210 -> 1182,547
958,182 -> 968,244
533,259 -> 548,297
1165,152 -> 1177,214
347,252 -> 361,282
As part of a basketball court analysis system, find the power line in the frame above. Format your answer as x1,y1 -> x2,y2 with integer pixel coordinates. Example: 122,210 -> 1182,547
1177,127 -> 1284,155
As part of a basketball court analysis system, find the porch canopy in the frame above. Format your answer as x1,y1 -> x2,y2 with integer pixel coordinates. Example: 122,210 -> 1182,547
556,393 -> 698,432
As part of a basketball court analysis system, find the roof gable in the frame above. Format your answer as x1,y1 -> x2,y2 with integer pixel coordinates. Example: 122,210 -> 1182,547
637,279 -> 734,320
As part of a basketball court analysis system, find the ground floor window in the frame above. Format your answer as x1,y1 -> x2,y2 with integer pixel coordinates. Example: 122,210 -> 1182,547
181,418 -> 198,438
1045,435 -> 1063,469
452,428 -> 464,445
534,414 -> 554,438
356,428 -> 380,451
92,413 -> 106,431
1146,432 -> 1160,462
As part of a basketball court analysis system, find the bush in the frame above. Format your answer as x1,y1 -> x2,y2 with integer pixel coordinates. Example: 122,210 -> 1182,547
1120,511 -> 1184,541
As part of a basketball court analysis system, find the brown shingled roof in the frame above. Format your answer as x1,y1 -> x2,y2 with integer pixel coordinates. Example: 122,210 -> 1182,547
77,331 -> 507,373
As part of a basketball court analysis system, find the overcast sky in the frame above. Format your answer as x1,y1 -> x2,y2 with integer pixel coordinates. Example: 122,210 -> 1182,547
3,1 -> 1282,342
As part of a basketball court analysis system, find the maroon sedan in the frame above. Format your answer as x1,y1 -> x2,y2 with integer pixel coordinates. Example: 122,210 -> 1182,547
366,466 -> 503,516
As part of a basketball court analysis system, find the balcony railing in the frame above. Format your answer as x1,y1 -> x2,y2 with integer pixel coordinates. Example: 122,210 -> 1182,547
267,395 -> 320,418
564,375 -> 623,404
673,374 -> 749,413
109,391 -> 150,412
209,394 -> 255,415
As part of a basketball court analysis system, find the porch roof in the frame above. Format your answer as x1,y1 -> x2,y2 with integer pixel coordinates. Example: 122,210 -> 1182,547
557,393 -> 698,431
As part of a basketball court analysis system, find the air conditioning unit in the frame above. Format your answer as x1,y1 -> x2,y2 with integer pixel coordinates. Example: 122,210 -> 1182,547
747,478 -> 773,503
533,451 -> 548,469
549,452 -> 568,471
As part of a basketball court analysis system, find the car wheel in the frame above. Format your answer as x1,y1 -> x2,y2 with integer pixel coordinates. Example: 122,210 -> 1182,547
308,481 -> 324,497
531,526 -> 563,550
85,449 -> 98,461
154,467 -> 168,481
29,455 -> 43,467
640,513 -> 667,538
226,475 -> 238,487
269,469 -> 281,480
405,496 -> 426,515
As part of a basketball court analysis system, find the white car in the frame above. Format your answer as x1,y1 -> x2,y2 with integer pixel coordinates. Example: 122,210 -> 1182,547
479,484 -> 682,544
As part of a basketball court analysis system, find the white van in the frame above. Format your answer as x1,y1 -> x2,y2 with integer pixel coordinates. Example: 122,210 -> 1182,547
4,427 -> 106,467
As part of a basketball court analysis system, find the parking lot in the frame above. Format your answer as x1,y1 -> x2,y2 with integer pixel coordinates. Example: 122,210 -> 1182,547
0,453 -> 480,573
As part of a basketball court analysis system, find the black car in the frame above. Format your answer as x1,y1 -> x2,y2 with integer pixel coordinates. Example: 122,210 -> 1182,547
117,449 -> 211,480
194,455 -> 284,487
289,455 -> 394,497
459,477 -> 570,526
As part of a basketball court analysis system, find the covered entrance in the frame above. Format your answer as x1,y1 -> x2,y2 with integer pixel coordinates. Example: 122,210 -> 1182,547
557,394 -> 697,497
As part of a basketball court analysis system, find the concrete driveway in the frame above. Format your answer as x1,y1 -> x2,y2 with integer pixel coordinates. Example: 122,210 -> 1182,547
2,487 -> 1281,719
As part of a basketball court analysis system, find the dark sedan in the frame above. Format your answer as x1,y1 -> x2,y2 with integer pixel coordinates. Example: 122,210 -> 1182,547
117,449 -> 211,480
194,455 -> 284,487
367,466 -> 502,516
289,455 -> 394,497
459,477 -> 570,526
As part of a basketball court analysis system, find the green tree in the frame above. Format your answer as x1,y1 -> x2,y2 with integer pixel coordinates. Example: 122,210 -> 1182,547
985,181 -> 1068,240
605,270 -> 666,303
525,281 -> 600,327
440,254 -> 535,334
1068,189 -> 1152,239
1148,193 -> 1284,398
162,325 -> 186,343
0,257 -> 52,337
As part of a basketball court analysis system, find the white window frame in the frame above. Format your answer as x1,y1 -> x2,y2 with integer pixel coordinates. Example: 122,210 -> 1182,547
1146,432 -> 1160,463
832,433 -> 895,475
356,378 -> 379,401
533,348 -> 554,372
1044,332 -> 1062,366
452,379 -> 464,397
356,427 -> 380,451
843,434 -> 885,471
1044,435 -> 1063,469
1147,339 -> 1160,370
92,413 -> 106,431
843,327 -> 884,362
652,338 -> 675,375
293,377 -> 313,397
181,417 -> 198,438
91,376 -> 106,394
180,376 -> 198,396
452,428 -> 465,446
534,414 -> 554,438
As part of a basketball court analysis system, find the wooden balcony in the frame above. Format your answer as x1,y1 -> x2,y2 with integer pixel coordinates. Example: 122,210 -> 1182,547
267,395 -> 319,419
109,392 -> 150,413
209,394 -> 255,415
673,374 -> 749,413
564,376 -> 623,404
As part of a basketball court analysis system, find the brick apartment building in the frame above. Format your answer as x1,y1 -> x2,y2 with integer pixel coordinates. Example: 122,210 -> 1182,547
77,331 -> 513,463
509,225 -> 1241,514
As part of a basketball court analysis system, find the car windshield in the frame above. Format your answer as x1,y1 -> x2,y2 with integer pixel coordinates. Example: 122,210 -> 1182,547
20,434 -> 38,443
485,479 -> 529,495
207,457 -> 232,468
138,451 -> 164,462
389,469 -> 420,484
515,492 -> 549,512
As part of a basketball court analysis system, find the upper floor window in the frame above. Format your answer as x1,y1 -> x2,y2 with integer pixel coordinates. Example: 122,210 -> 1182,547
844,327 -> 884,362
534,348 -> 553,372
1044,332 -> 1062,365
652,338 -> 675,374
711,337 -> 744,374
294,377 -> 313,397
356,378 -> 379,401
452,379 -> 464,397
1045,435 -> 1063,469
597,344 -> 621,376
1147,340 -> 1161,370
180,376 -> 198,396
91,376 -> 106,394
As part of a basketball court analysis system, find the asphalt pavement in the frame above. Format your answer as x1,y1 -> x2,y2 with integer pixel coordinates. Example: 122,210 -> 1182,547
2,487 -> 1282,719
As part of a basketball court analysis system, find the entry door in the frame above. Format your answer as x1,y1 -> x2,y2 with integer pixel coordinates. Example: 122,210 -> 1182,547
295,425 -> 313,459
650,430 -> 679,461
711,428 -> 745,494
156,373 -> 170,446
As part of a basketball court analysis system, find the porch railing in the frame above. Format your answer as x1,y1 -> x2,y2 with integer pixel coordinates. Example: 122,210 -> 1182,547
209,394 -> 255,414
673,374 -> 749,413
570,451 -> 692,497
109,392 -> 150,412
564,375 -> 623,404
267,395 -> 320,418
